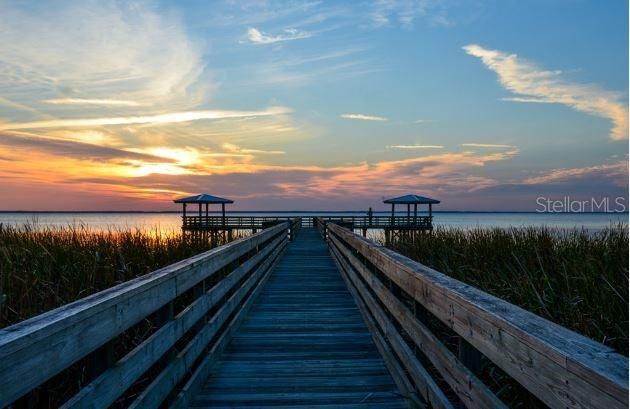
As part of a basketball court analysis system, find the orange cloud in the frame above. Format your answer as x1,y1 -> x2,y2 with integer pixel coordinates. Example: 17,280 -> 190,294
0,130 -> 521,210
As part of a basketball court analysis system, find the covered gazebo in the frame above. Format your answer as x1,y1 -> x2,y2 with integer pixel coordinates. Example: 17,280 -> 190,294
383,194 -> 440,226
174,193 -> 234,230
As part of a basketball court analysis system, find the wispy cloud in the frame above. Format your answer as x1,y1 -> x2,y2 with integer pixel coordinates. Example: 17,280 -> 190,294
0,132 -> 166,163
387,144 -> 444,149
463,44 -> 628,140
461,143 -> 515,149
414,119 -> 434,123
0,2 -> 206,110
523,160 -> 628,185
43,98 -> 143,107
0,107 -> 291,130
222,143 -> 286,155
246,27 -> 311,44
370,0 -> 451,28
340,113 -> 388,121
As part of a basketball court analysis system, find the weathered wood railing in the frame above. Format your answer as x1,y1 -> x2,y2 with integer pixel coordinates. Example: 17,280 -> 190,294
289,217 -> 301,239
319,219 -> 628,409
182,215 -> 431,230
316,215 -> 433,229
183,215 -> 296,230
0,221 -> 297,408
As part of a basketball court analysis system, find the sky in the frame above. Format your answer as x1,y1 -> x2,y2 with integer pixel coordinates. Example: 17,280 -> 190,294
0,0 -> 627,211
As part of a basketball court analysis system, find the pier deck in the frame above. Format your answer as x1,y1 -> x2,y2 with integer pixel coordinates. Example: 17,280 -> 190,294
190,228 -> 406,408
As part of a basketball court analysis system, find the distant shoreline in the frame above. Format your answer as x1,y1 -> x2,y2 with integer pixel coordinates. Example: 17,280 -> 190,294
0,210 -> 628,215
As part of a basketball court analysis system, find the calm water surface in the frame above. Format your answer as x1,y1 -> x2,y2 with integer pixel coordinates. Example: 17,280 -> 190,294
0,212 -> 626,234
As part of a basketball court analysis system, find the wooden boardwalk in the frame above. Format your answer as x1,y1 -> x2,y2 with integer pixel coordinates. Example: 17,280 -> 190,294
2,220 -> 626,409
190,228 -> 406,408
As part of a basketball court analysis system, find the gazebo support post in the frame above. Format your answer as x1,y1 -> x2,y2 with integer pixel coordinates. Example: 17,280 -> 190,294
391,203 -> 395,227
414,204 -> 417,224
222,203 -> 226,230
182,204 -> 187,228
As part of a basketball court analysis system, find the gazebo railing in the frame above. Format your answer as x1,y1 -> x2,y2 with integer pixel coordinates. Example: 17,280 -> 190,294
183,215 -> 433,230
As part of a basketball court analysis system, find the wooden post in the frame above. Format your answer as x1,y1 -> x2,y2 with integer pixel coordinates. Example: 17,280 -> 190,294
414,204 -> 417,224
205,203 -> 208,227
407,204 -> 410,224
222,203 -> 226,231
182,203 -> 187,227
198,203 -> 202,227
390,203 -> 395,226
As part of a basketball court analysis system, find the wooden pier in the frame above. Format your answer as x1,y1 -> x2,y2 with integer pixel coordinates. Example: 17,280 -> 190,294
192,228 -> 405,408
0,220 -> 627,409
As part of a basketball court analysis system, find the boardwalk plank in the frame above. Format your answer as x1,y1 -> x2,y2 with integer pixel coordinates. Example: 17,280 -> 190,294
191,228 -> 407,408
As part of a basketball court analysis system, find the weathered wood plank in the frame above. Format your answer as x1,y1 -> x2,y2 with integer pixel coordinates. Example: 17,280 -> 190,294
171,238 -> 287,409
128,236 -> 287,409
332,246 -> 418,406
0,222 -> 287,407
327,222 -> 629,409
329,233 -> 506,409
190,228 -> 406,408
60,233 -> 286,409
330,243 -> 453,409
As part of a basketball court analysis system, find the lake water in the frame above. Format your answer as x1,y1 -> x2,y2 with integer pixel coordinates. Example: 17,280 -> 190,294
0,212 -> 626,234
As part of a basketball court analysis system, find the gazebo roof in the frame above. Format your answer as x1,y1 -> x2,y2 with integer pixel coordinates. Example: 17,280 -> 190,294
383,194 -> 440,205
173,193 -> 234,204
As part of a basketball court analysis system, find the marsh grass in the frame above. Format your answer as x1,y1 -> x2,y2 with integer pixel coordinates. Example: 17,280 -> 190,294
387,224 -> 629,355
0,223 -> 230,328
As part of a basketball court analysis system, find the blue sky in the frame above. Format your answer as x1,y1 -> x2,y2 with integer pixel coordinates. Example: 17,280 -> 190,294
0,0 -> 627,210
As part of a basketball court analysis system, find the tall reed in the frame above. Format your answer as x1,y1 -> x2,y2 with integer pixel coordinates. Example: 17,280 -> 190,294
0,224 -> 229,327
387,224 -> 628,354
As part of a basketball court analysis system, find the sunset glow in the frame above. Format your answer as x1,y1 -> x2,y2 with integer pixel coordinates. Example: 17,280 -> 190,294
0,1 -> 627,211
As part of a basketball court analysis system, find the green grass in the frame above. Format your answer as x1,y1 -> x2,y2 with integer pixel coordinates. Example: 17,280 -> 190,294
386,224 -> 628,355
0,224 -> 230,328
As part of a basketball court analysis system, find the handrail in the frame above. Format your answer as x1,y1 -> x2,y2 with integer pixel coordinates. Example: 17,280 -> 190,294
289,217 -> 302,240
182,215 -> 432,229
0,222 -> 291,408
320,219 -> 628,409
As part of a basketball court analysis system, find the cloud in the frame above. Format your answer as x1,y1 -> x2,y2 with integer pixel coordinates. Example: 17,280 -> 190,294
414,119 -> 434,123
43,98 -> 143,107
0,132 -> 519,209
387,145 -> 444,149
0,107 -> 292,130
0,132 -> 167,163
523,160 -> 628,186
246,27 -> 311,44
370,0 -> 451,28
463,44 -> 628,140
0,1 -> 206,110
222,143 -> 286,155
461,143 -> 515,149
340,113 -> 388,121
